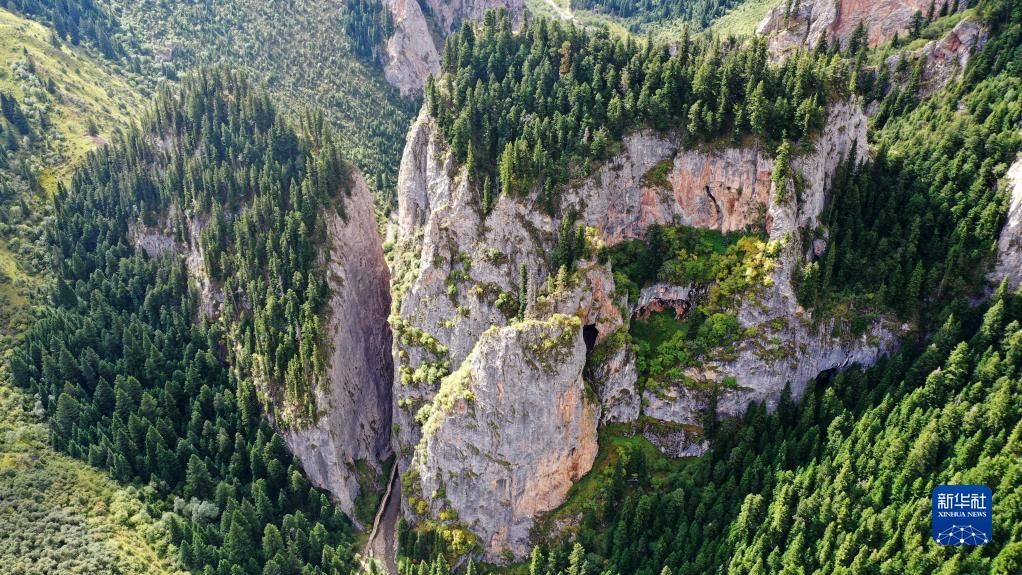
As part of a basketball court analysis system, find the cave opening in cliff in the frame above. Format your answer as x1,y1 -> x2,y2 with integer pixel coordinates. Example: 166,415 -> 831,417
583,324 -> 599,356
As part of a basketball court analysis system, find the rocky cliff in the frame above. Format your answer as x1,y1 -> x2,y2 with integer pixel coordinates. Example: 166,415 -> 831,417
883,18 -> 988,98
561,100 -> 897,421
281,174 -> 394,524
757,0 -> 967,58
991,155 -> 1022,291
412,315 -> 599,559
131,170 -> 393,522
390,99 -> 898,560
383,0 -> 524,96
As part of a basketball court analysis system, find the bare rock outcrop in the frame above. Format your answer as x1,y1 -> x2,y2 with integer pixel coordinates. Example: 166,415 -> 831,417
990,155 -> 1022,291
383,0 -> 524,97
757,0 -> 967,58
281,174 -> 394,523
411,315 -> 598,559
391,110 -> 633,561
130,207 -> 221,318
884,18 -> 988,97
131,171 -> 393,522
561,134 -> 773,241
390,99 -> 897,559
383,0 -> 443,97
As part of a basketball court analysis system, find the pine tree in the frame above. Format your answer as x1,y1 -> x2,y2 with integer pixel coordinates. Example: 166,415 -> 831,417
772,139 -> 793,199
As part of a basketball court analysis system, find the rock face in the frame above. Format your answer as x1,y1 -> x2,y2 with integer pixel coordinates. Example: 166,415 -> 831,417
131,171 -> 393,522
565,138 -> 774,242
130,208 -> 221,319
991,155 -> 1022,291
884,18 -> 988,97
383,0 -> 524,96
383,0 -> 442,97
281,174 -> 394,523
391,99 -> 898,560
633,283 -> 695,319
757,0 -> 967,58
391,108 -> 630,560
413,315 -> 598,559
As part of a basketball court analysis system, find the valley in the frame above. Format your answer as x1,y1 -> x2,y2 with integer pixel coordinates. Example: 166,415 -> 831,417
1,0 -> 1022,574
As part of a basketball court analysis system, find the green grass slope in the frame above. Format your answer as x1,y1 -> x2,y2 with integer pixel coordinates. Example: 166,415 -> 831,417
100,0 -> 416,196
0,8 -> 178,574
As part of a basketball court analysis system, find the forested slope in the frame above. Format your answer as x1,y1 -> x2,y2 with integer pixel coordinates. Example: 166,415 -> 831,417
0,5 -> 144,353
96,0 -> 415,194
10,70 -> 364,575
0,7 -> 184,573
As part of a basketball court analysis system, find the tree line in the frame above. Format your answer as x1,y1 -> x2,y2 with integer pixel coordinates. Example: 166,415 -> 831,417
426,9 -> 863,216
574,0 -> 746,29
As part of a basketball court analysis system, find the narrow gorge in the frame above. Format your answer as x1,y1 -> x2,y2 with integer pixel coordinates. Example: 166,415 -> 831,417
291,2 -> 1016,567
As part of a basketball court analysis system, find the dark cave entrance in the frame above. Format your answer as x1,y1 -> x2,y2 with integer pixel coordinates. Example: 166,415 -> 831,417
583,323 -> 599,356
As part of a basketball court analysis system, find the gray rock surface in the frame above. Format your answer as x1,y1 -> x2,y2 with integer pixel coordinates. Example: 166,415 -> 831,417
412,315 -> 599,560
383,0 -> 524,96
757,0 -> 967,60
991,155 -> 1022,291
383,0 -> 442,97
883,18 -> 988,98
390,99 -> 898,558
282,173 -> 394,523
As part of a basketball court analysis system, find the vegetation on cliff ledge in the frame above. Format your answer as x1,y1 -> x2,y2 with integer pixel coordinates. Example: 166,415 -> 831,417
427,9 -> 859,213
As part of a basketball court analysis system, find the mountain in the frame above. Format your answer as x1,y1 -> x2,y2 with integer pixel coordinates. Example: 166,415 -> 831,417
387,0 -> 1022,569
11,69 -> 379,575
2,0 -> 1022,574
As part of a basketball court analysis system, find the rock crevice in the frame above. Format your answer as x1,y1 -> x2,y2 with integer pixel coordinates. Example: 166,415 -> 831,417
131,171 -> 394,522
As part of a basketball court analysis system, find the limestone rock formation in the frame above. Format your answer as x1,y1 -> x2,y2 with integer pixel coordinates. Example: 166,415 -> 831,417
411,315 -> 599,559
383,0 -> 524,96
991,155 -> 1022,291
390,99 -> 898,559
131,170 -> 393,522
281,173 -> 394,524
883,18 -> 988,98
757,0 -> 967,59
383,0 -> 443,98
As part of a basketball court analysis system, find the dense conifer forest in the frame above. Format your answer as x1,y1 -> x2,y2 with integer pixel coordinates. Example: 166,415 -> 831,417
427,9 -> 852,214
795,0 -> 1022,323
10,70 -> 359,575
573,0 -> 747,29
